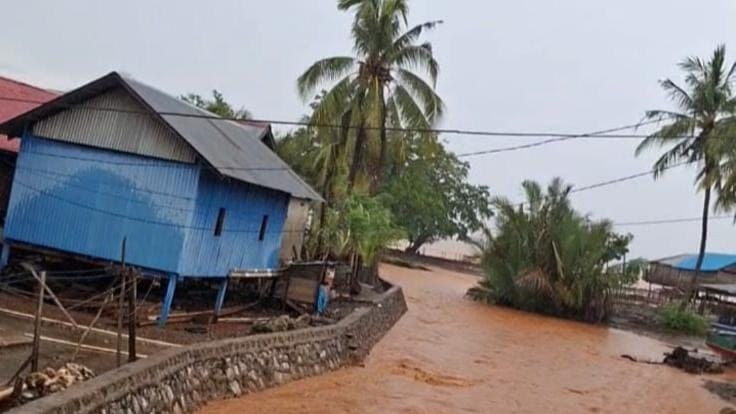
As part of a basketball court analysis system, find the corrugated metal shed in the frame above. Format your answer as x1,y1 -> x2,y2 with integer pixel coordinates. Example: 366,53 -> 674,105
32,88 -> 196,163
0,72 -> 321,201
652,253 -> 736,272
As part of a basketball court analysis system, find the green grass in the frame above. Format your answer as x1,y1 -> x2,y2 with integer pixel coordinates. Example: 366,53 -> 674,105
658,303 -> 709,336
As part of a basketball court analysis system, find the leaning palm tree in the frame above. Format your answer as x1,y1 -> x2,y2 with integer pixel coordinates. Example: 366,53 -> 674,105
297,0 -> 444,194
636,45 -> 736,299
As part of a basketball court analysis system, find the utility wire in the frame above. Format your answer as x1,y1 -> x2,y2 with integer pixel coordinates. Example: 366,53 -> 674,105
0,95 -> 677,140
456,118 -> 665,158
1,96 -> 729,230
570,162 -> 688,194
615,215 -> 733,227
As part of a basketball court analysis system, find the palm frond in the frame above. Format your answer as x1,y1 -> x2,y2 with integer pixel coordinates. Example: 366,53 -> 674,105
297,57 -> 356,101
391,43 -> 439,86
659,79 -> 694,110
392,83 -> 432,131
635,116 -> 695,156
394,68 -> 444,124
385,20 -> 443,60
308,76 -> 357,129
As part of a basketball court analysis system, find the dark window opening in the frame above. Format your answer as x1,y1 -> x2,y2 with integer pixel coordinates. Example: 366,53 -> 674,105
258,214 -> 269,241
214,208 -> 226,236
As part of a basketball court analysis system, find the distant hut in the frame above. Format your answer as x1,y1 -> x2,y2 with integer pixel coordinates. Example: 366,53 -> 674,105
0,72 -> 321,324
645,253 -> 736,289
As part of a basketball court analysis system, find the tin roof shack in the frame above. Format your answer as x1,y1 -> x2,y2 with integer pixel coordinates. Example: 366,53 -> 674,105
645,253 -> 736,289
0,72 -> 321,325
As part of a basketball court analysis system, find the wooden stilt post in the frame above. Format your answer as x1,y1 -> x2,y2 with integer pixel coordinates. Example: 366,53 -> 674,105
128,269 -> 137,362
213,277 -> 229,322
159,274 -> 177,328
116,237 -> 126,367
31,270 -> 46,372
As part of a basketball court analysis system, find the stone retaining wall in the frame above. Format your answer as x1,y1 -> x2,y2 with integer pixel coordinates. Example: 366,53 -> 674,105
11,285 -> 407,414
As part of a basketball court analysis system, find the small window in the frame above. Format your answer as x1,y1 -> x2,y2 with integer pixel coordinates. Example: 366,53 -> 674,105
214,208 -> 226,236
258,215 -> 269,241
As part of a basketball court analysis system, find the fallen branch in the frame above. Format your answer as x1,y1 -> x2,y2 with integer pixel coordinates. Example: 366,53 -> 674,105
621,354 -> 662,365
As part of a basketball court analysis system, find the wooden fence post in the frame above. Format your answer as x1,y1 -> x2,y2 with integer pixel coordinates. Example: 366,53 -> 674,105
128,268 -> 137,362
31,271 -> 46,372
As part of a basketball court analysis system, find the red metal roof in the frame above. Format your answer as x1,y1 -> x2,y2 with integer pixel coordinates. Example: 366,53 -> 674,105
0,76 -> 57,153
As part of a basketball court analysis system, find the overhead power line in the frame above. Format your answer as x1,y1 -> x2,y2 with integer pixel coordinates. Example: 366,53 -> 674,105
615,215 -> 733,227
0,95 -> 675,140
456,118 -> 666,158
570,161 -> 688,194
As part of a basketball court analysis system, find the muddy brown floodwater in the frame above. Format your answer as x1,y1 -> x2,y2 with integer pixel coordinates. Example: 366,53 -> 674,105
200,264 -> 728,414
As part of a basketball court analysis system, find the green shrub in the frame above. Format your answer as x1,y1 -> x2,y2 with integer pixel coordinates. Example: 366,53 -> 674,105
658,303 -> 709,336
467,178 -> 634,322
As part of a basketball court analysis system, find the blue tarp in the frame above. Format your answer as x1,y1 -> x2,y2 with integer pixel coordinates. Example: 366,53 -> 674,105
673,253 -> 736,272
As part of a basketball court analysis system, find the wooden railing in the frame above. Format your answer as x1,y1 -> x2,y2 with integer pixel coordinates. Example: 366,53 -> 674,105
609,286 -> 677,308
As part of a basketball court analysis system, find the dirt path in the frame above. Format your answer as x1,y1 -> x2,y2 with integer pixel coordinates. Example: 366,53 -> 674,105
199,264 -> 728,414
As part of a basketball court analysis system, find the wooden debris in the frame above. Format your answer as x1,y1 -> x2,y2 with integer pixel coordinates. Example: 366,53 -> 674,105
13,363 -> 95,403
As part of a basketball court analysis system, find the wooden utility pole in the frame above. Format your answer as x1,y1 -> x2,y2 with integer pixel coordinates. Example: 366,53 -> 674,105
116,237 -> 126,367
31,271 -> 46,372
127,268 -> 137,362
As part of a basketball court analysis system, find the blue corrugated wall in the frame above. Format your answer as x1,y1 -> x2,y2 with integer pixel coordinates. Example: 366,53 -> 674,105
178,169 -> 288,277
5,135 -> 198,273
5,134 -> 289,277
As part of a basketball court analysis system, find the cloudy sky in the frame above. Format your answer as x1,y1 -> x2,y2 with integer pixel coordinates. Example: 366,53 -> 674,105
1,0 -> 735,259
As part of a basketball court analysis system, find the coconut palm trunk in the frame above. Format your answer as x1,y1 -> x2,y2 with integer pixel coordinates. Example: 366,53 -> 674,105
687,177 -> 711,307
348,123 -> 367,192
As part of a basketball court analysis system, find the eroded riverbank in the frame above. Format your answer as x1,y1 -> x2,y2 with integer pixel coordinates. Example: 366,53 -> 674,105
199,264 -> 728,414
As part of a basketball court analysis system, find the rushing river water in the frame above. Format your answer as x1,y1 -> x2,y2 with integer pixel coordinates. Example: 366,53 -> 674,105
200,264 -> 727,414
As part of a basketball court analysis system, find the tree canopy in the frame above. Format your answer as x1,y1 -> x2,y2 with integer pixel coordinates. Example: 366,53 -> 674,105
297,0 -> 444,193
181,90 -> 252,120
381,146 -> 492,253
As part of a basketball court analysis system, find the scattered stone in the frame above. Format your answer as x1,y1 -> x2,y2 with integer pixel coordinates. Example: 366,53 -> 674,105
250,314 -> 312,333
228,380 -> 242,396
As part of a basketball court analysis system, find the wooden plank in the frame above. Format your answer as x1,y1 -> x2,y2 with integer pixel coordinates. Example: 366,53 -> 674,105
0,307 -> 181,348
24,333 -> 148,358
286,278 -> 319,305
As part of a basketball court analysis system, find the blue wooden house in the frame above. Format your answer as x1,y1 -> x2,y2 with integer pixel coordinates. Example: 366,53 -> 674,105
0,72 -> 321,324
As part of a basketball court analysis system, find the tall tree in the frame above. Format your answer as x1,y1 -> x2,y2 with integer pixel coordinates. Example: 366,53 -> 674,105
297,0 -> 444,194
636,45 -> 736,298
382,145 -> 492,253
181,90 -> 252,119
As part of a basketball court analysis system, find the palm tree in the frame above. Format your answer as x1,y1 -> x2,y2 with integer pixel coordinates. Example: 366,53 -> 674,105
297,0 -> 444,194
636,45 -> 736,299
467,178 -> 631,322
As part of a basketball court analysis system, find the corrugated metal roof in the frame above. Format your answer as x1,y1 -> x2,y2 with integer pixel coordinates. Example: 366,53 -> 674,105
653,253 -> 736,272
32,88 -> 197,163
0,76 -> 57,153
0,72 -> 322,201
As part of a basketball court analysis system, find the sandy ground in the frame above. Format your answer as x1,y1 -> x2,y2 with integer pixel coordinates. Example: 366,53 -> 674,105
199,264 -> 732,414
